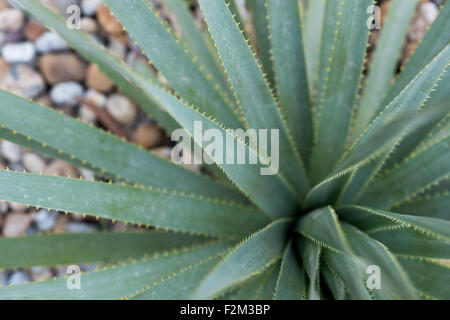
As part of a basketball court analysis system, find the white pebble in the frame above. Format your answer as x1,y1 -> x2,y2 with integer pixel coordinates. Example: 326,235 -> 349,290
22,153 -> 46,174
81,0 -> 103,16
34,209 -> 58,231
420,3 -> 439,24
35,31 -> 69,53
50,81 -> 84,106
1,42 -> 35,64
1,140 -> 22,163
0,8 -> 24,32
106,94 -> 137,125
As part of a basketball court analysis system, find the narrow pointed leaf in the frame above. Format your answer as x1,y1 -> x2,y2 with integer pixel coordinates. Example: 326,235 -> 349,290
0,231 -> 209,269
0,90 -> 246,203
0,242 -> 231,300
104,0 -> 242,129
198,0 -> 309,198
297,237 -> 321,300
274,240 -> 306,300
0,170 -> 270,238
352,0 -> 419,138
309,0 -> 372,183
267,0 -> 312,165
193,219 -> 291,299
394,192 -> 450,221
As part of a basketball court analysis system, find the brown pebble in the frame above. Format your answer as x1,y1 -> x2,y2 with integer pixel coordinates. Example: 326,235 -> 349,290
44,160 -> 80,178
133,123 -> 163,149
24,19 -> 46,41
85,63 -> 114,93
39,53 -> 86,85
3,212 -> 33,237
97,4 -> 123,35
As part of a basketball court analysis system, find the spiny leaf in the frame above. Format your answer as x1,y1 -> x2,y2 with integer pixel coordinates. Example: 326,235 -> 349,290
198,0 -> 310,198
266,0 -> 312,165
274,240 -> 306,300
0,90 -> 246,203
370,228 -> 450,260
309,0 -> 372,183
0,241 -> 231,300
359,135 -> 450,209
104,0 -> 243,130
352,0 -> 419,138
193,219 -> 291,299
394,192 -> 450,221
0,231 -> 209,269
0,170 -> 270,238
297,237 -> 321,300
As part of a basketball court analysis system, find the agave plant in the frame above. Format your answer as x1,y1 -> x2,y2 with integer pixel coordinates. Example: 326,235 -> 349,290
0,0 -> 448,300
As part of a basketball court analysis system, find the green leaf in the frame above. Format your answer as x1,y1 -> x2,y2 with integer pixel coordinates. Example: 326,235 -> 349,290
139,80 -> 298,218
339,223 -> 417,300
0,90 -> 246,203
0,170 -> 270,238
394,192 -> 450,221
381,1 -> 450,108
304,103 -> 449,210
162,0 -> 229,91
352,0 -> 419,138
397,257 -> 450,299
10,0 -> 179,133
296,206 -> 351,253
266,0 -> 312,165
321,262 -> 346,300
0,231 -> 209,269
370,228 -> 450,260
247,0 -> 274,87
274,240 -> 306,300
337,205 -> 450,241
104,0 -> 242,130
359,135 -> 450,209
309,0 -> 372,183
297,237 -> 321,300
193,219 -> 291,299
0,241 -> 231,300
321,249 -> 371,300
197,0 -> 310,198
303,0 -> 326,98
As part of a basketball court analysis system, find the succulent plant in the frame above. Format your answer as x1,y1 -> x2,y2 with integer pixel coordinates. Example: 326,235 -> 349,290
0,0 -> 449,300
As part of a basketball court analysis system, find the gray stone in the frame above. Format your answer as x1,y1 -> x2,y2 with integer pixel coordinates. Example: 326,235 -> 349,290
8,271 -> 30,285
66,222 -> 98,233
35,31 -> 69,53
81,0 -> 103,16
1,41 -> 35,64
50,81 -> 84,106
1,140 -> 22,163
34,209 -> 58,231
0,64 -> 46,99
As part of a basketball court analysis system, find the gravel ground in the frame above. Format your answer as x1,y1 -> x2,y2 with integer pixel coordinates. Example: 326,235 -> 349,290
0,0 -> 445,285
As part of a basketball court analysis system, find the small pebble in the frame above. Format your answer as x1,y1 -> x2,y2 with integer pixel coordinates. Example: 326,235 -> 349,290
133,123 -> 163,149
84,88 -> 106,107
9,202 -> 27,211
24,19 -> 46,41
0,8 -> 24,32
1,41 -> 35,64
80,168 -> 95,180
3,212 -> 33,237
0,64 -> 46,99
8,271 -> 30,285
35,31 -> 69,53
1,140 -> 22,163
22,153 -> 46,174
50,81 -> 84,106
80,17 -> 98,34
106,93 -> 137,125
420,2 -> 439,24
34,209 -> 58,231
44,160 -> 79,177
81,0 -> 103,16
0,201 -> 8,214
66,222 -> 98,233
108,38 -> 127,60
30,267 -> 53,282
85,63 -> 114,93
39,53 -> 86,84
97,4 -> 123,35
